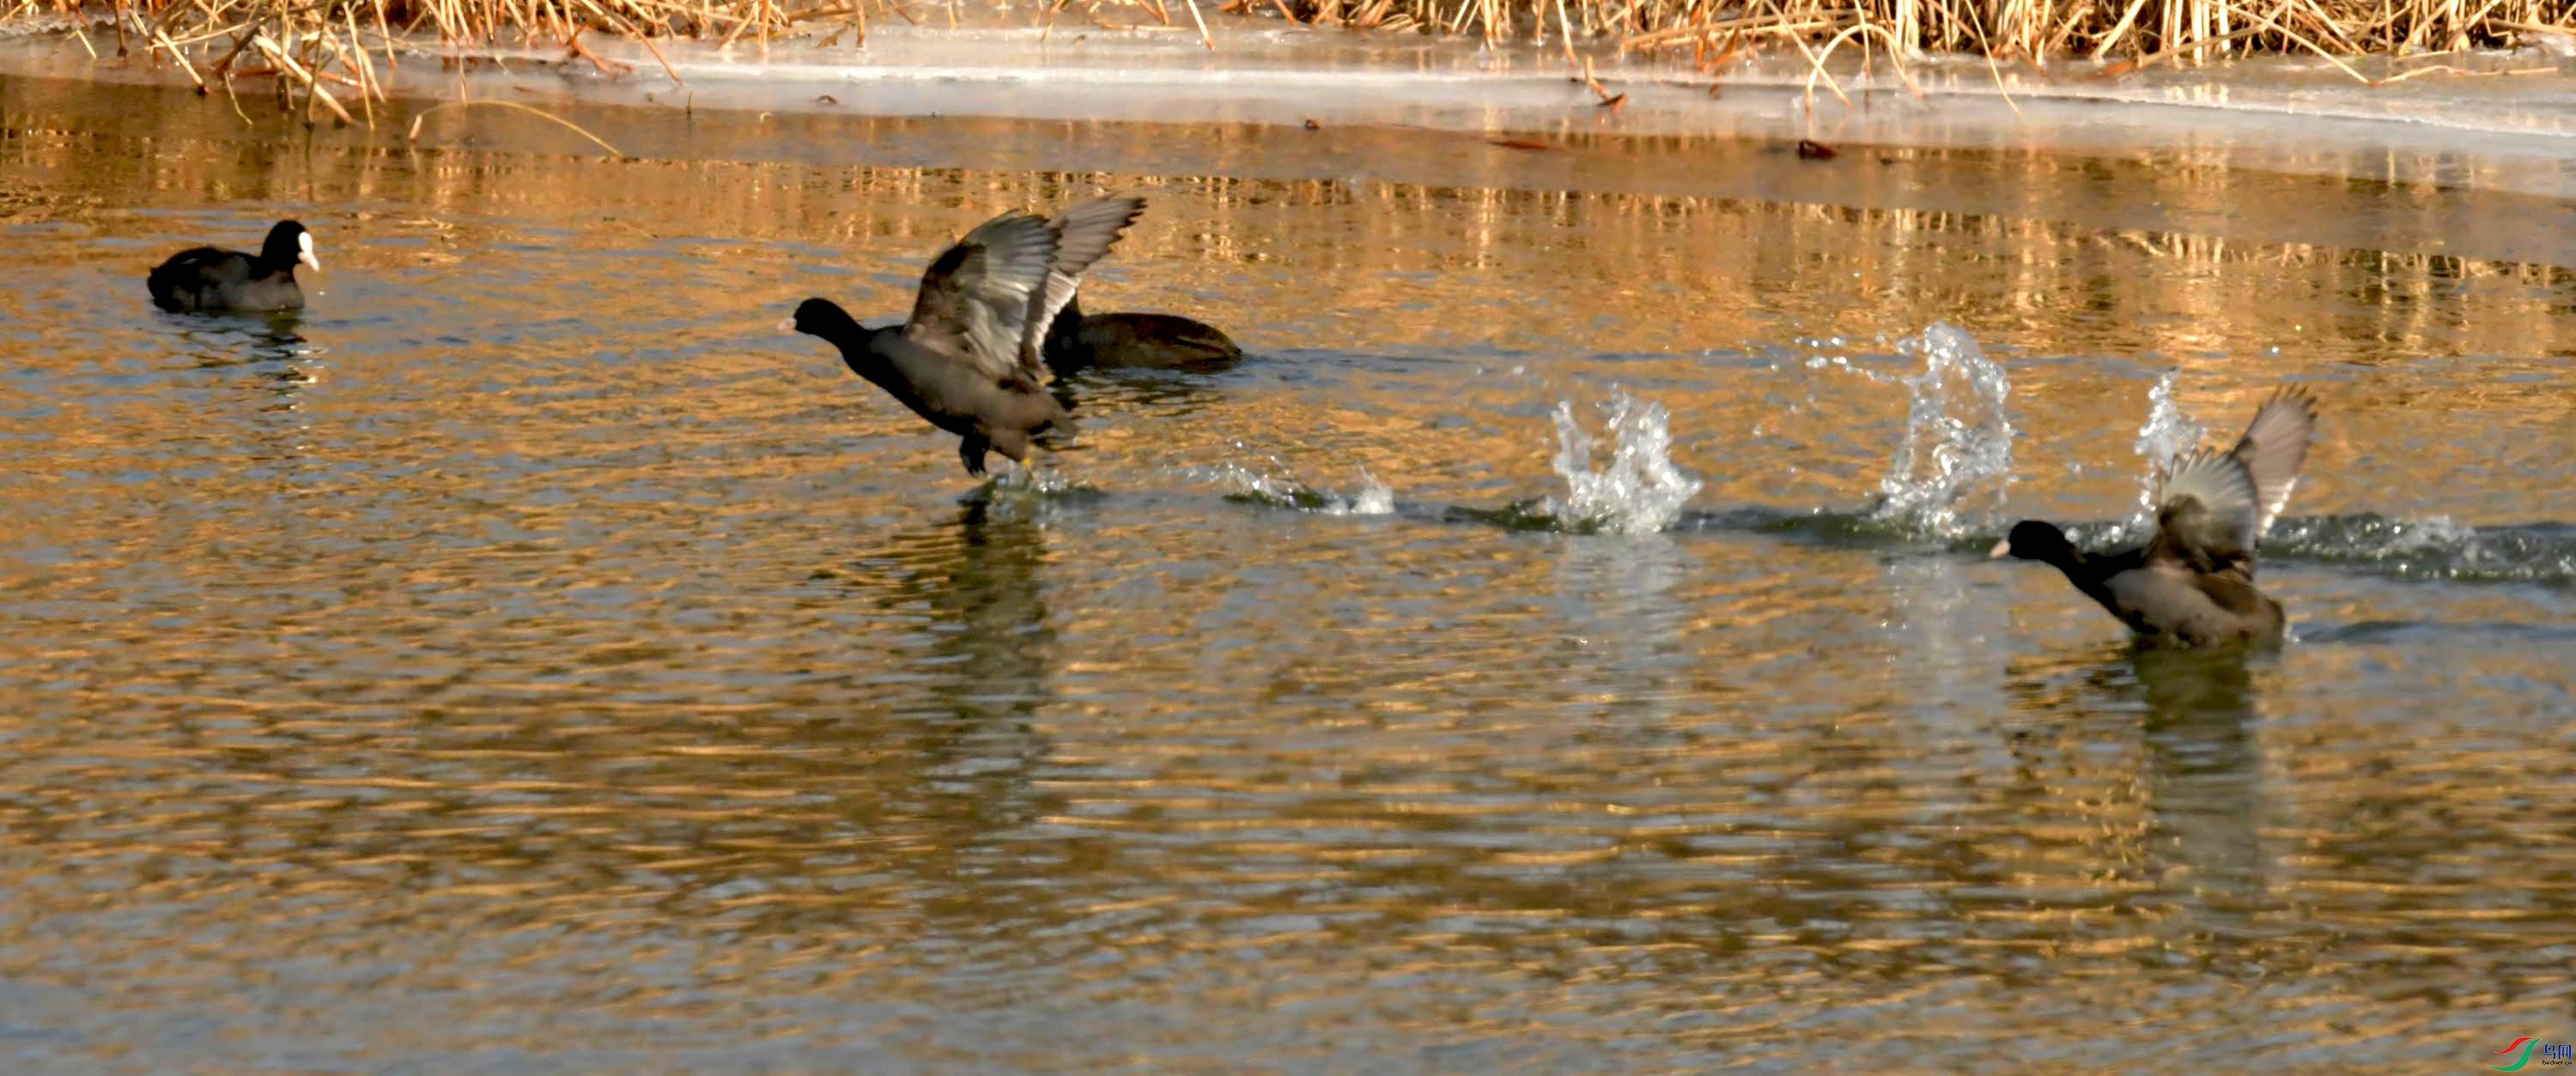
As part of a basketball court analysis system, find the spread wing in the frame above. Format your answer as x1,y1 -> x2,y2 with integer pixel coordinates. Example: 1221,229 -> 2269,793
904,209 -> 1059,386
1024,194 -> 1147,369
2227,385 -> 2318,538
2148,446 -> 2263,574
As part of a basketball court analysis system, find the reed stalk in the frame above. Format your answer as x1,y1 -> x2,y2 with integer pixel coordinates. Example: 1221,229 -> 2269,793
16,0 -> 2572,129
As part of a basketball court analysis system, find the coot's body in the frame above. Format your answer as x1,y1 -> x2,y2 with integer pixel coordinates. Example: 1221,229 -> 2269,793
1993,521 -> 2287,647
787,301 -> 1072,476
1993,386 -> 2319,648
785,194 -> 1147,477
148,220 -> 319,313
1042,296 -> 1242,373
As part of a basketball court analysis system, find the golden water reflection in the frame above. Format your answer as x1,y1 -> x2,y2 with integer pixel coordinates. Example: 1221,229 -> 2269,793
0,70 -> 2573,1068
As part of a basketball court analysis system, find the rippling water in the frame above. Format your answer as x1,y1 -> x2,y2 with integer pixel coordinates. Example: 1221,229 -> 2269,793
3,70 -> 2574,1071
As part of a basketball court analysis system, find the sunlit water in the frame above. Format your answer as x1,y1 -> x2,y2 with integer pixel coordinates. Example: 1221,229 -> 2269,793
3,71 -> 2575,1071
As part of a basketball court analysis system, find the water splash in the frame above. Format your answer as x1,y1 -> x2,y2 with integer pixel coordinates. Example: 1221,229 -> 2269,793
1199,459 -> 1311,506
1337,470 -> 1395,516
1868,324 -> 2014,538
2262,514 -> 2573,583
986,462 -> 1086,497
1537,389 -> 1702,536
2097,370 -> 2211,544
2131,370 -> 2208,479
1202,461 -> 1394,516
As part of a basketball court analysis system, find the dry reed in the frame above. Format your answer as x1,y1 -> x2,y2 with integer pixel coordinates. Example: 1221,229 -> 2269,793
15,0 -> 2574,132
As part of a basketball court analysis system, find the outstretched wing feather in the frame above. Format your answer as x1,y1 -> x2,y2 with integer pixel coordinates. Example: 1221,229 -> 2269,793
1024,194 -> 1147,373
2228,385 -> 2319,538
2153,446 -> 2263,567
904,209 -> 1059,385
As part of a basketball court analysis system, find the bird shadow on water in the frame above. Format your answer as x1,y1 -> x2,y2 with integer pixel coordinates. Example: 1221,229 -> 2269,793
815,501 -> 1066,858
1054,366 -> 1237,420
2126,647 -> 2280,961
2011,641 -> 2277,957
163,310 -> 319,404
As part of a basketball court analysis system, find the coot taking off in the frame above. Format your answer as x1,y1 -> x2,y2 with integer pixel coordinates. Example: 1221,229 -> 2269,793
1042,295 -> 1244,373
147,220 -> 319,313
783,193 -> 1148,477
1991,386 -> 2319,648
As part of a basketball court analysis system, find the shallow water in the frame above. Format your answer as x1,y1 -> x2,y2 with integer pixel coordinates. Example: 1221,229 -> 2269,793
3,69 -> 2575,1071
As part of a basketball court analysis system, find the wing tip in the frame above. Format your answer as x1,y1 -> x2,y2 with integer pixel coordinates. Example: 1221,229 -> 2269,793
1063,192 -> 1147,245
1073,190 -> 1148,219
2259,382 -> 2320,422
2236,381 -> 2320,475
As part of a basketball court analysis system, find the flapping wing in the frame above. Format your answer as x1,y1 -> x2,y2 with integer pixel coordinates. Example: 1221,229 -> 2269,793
2227,385 -> 2318,539
904,209 -> 1060,386
2149,446 -> 2263,573
1024,194 -> 1147,369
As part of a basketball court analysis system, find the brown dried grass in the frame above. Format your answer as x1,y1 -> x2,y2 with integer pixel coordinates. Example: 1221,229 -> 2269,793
19,0 -> 2576,131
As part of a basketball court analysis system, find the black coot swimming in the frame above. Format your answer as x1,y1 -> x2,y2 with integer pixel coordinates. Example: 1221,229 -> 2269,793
1991,386 -> 2319,648
1041,295 -> 1243,374
147,220 -> 319,313
784,193 -> 1147,477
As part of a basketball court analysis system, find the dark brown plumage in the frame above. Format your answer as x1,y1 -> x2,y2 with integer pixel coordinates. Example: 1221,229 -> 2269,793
1993,386 -> 2319,648
1041,295 -> 1243,374
784,194 -> 1147,477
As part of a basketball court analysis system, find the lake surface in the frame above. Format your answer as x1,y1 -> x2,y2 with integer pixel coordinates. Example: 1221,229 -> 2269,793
2,69 -> 2573,1072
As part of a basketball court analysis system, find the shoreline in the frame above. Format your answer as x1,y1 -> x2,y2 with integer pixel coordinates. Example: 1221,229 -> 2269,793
7,23 -> 2575,190
5,22 -> 2574,267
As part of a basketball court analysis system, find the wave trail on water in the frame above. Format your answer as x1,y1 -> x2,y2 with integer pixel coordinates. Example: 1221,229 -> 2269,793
1198,459 -> 1395,516
2263,515 -> 2576,585
1173,337 -> 2575,586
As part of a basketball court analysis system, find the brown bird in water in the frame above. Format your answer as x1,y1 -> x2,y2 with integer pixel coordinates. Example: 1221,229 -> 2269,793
784,193 -> 1146,477
1041,294 -> 1244,374
1991,386 -> 2319,648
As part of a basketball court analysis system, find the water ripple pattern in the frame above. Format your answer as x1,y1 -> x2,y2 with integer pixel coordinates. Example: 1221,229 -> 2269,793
0,71 -> 2573,1073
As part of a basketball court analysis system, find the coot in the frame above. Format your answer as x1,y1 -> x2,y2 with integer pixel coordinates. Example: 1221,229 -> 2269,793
1042,295 -> 1244,373
784,194 -> 1147,477
1991,386 -> 2318,647
147,220 -> 319,313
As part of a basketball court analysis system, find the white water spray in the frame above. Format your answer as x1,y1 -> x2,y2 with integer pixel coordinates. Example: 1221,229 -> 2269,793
1199,460 -> 1394,516
1868,324 -> 2015,538
1540,389 -> 1702,536
1334,470 -> 1395,516
987,460 -> 1083,497
2101,369 -> 2211,543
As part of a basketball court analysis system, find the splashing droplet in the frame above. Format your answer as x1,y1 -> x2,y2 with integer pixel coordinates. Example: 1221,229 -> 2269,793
2105,369 -> 2209,543
1198,461 -> 1394,516
1539,389 -> 1702,535
987,463 -> 1083,497
1868,323 -> 2014,538
1332,469 -> 1395,516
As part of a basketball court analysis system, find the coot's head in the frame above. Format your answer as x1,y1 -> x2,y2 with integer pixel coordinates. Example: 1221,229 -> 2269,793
1990,520 -> 2075,563
780,297 -> 860,339
263,220 -> 319,273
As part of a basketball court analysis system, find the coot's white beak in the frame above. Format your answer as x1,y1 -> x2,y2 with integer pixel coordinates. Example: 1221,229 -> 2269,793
1987,538 -> 2013,559
297,232 -> 321,272
777,316 -> 798,333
